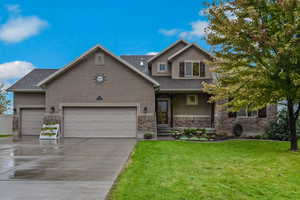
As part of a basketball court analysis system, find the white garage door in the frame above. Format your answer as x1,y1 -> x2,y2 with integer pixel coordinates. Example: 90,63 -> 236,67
21,108 -> 45,136
63,107 -> 137,138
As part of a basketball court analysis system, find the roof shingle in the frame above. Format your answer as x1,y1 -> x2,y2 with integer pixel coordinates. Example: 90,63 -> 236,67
7,68 -> 58,91
120,55 -> 153,74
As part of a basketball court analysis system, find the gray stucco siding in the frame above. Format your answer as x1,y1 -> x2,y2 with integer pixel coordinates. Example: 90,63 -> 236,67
171,46 -> 213,79
14,92 -> 46,109
172,94 -> 212,116
151,41 -> 187,76
44,49 -> 156,115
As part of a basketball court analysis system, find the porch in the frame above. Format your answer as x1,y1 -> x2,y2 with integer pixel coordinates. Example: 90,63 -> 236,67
156,92 -> 215,135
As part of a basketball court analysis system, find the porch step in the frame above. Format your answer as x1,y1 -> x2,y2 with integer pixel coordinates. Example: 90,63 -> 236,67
158,127 -> 173,136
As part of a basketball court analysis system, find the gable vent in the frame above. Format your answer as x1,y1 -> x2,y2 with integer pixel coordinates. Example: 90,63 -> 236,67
95,53 -> 104,65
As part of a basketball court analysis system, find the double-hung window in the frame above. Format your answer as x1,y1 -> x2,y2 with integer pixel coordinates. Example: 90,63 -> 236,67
180,61 -> 205,78
158,63 -> 168,72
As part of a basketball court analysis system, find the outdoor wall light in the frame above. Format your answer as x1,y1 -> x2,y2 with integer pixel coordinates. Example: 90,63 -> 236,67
143,106 -> 148,113
96,96 -> 103,101
50,106 -> 55,113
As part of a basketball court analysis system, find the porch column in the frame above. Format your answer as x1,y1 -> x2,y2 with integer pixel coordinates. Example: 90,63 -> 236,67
210,102 -> 215,128
170,95 -> 174,128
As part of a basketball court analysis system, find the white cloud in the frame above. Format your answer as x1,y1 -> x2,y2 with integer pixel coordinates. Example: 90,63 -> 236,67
159,29 -> 180,36
146,52 -> 159,56
0,4 -> 48,43
0,61 -> 34,84
5,4 -> 21,15
179,20 -> 209,40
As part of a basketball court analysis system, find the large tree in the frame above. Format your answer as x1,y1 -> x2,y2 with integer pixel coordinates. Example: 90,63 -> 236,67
203,0 -> 300,151
0,84 -> 10,114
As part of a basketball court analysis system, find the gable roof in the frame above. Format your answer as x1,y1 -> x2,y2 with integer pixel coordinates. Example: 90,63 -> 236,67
7,69 -> 58,92
120,55 -> 153,75
147,39 -> 189,63
37,45 -> 160,87
168,43 -> 214,61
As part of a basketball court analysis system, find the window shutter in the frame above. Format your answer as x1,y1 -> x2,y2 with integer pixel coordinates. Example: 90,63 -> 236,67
228,112 -> 237,118
179,62 -> 185,77
258,107 -> 267,118
200,62 -> 205,77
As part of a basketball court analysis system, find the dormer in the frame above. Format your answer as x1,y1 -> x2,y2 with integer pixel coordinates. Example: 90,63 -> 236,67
168,43 -> 214,79
148,40 -> 189,76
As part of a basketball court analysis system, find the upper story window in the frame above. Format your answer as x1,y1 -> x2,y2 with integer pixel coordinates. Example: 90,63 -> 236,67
158,63 -> 168,72
180,61 -> 205,78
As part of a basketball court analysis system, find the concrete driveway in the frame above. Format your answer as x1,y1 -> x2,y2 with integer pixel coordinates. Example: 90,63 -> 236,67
0,136 -> 136,200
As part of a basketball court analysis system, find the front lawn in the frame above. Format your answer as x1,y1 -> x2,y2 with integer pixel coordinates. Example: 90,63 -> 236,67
109,140 -> 300,200
0,134 -> 12,138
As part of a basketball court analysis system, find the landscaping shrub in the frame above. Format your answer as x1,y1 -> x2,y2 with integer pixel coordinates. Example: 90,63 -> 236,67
183,128 -> 198,136
170,128 -> 224,141
144,133 -> 154,139
254,135 -> 262,139
170,130 -> 182,139
264,110 -> 300,141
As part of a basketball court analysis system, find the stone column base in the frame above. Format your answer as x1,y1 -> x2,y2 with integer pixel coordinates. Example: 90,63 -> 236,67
137,115 -> 157,139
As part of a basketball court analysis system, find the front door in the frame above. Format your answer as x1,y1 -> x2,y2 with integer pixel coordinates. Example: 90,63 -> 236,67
157,100 -> 169,125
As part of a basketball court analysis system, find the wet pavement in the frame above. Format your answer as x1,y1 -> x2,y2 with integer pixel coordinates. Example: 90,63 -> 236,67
0,136 -> 136,200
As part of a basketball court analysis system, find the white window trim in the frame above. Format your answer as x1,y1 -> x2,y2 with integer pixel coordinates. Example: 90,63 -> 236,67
186,94 -> 199,106
184,60 -> 201,77
157,62 -> 168,72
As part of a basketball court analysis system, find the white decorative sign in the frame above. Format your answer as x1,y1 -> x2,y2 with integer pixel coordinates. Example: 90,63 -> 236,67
40,124 -> 60,140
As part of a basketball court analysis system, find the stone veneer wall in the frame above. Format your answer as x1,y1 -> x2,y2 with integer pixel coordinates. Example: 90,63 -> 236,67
215,104 -> 277,136
137,115 -> 157,138
173,116 -> 212,128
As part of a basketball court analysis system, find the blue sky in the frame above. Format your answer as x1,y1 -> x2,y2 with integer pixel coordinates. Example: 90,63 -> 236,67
0,0 -> 211,109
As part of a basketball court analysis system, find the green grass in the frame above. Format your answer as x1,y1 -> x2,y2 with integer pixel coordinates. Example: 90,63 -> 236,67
0,134 -> 12,138
109,140 -> 300,200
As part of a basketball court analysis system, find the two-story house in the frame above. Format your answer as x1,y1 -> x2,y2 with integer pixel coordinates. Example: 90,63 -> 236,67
8,40 -> 277,138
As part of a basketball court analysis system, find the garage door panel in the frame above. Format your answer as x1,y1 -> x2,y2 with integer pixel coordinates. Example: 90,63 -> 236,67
21,109 -> 45,136
64,107 -> 137,138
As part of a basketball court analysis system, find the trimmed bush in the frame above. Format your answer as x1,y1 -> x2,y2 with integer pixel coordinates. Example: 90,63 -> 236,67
264,110 -> 300,141
144,133 -> 154,139
170,130 -> 182,140
183,128 -> 198,136
254,135 -> 262,139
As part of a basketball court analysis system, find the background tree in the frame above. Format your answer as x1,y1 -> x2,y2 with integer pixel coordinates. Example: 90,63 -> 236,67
0,84 -> 10,114
203,0 -> 300,151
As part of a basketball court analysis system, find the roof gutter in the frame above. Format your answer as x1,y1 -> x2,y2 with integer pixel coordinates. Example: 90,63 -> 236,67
7,89 -> 45,93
